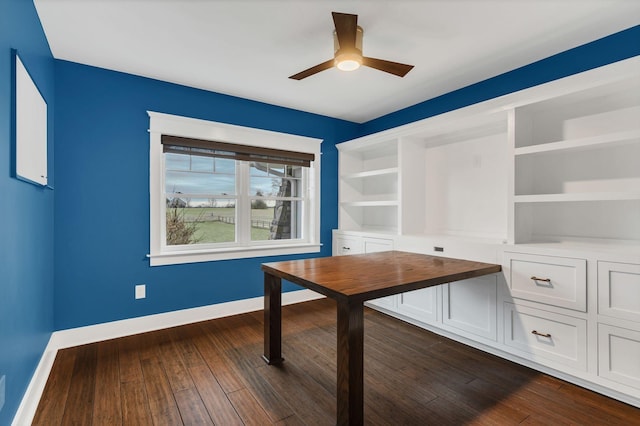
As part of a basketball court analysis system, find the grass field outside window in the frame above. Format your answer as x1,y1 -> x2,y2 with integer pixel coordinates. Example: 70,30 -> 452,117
170,207 -> 274,243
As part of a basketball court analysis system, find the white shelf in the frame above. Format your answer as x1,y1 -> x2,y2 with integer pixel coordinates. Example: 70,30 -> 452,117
339,227 -> 399,236
402,232 -> 507,246
512,65 -> 639,248
514,192 -> 640,203
514,130 -> 640,156
341,200 -> 399,207
510,238 -> 640,258
341,167 -> 399,179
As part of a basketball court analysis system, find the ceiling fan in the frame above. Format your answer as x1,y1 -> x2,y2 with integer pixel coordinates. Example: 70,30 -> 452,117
289,12 -> 415,80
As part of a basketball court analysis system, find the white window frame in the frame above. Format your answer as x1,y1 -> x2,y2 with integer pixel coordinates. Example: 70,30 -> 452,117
148,111 -> 322,266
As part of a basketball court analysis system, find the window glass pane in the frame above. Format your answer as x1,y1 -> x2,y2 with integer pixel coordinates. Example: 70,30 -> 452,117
165,152 -> 191,171
251,200 -> 301,241
267,164 -> 285,177
249,162 -> 273,196
166,199 -> 236,245
190,155 -> 213,173
250,162 -> 270,177
250,162 -> 302,197
213,157 -> 236,174
250,177 -> 301,198
250,163 -> 302,178
165,154 -> 235,195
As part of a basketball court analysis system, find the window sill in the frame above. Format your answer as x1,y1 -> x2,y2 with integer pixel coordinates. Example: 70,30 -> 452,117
148,243 -> 322,266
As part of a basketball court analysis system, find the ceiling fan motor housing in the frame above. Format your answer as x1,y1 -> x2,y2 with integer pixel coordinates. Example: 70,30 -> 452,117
334,26 -> 363,70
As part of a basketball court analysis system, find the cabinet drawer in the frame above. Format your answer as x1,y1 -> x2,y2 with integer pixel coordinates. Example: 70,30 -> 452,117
504,303 -> 587,370
334,236 -> 363,256
598,323 -> 640,390
598,261 -> 640,322
504,252 -> 586,311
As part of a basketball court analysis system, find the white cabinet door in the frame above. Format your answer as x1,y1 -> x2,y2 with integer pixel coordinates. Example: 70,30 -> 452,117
397,287 -> 438,324
598,323 -> 640,390
598,261 -> 640,323
443,275 -> 497,341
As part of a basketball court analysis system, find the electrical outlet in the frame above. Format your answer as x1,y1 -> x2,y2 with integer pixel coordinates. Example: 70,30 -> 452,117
135,284 -> 146,299
0,375 -> 6,413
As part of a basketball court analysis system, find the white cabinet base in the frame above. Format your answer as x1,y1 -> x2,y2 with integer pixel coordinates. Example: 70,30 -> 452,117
598,323 -> 640,391
598,261 -> 640,323
443,276 -> 497,341
397,287 -> 438,324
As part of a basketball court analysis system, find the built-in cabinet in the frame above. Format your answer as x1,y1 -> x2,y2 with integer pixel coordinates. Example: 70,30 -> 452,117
333,56 -> 640,407
442,275 -> 497,341
512,74 -> 640,247
597,261 -> 640,392
338,111 -> 509,241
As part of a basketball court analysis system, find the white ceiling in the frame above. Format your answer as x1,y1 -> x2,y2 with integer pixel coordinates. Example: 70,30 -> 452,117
34,0 -> 640,123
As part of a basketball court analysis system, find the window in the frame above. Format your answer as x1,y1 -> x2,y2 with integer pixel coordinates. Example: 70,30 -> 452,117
149,112 -> 321,266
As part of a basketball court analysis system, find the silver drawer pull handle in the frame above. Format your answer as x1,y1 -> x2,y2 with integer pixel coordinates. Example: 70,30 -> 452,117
531,330 -> 551,338
530,276 -> 551,283
342,247 -> 350,250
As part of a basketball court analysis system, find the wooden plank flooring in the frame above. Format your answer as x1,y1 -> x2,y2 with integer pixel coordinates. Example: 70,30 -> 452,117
33,298 -> 640,425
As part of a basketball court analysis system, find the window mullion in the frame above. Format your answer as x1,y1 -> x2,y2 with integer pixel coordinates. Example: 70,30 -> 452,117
237,161 -> 250,244
160,150 -> 168,249
303,167 -> 310,240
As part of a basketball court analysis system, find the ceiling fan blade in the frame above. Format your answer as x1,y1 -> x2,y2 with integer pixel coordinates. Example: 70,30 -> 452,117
289,59 -> 335,80
362,57 -> 414,77
332,11 -> 357,50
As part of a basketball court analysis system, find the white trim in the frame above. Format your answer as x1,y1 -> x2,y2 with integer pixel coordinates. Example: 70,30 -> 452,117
10,347 -> 57,426
148,111 -> 323,152
149,111 -> 322,266
53,289 -> 323,348
149,243 -> 322,266
12,289 -> 324,426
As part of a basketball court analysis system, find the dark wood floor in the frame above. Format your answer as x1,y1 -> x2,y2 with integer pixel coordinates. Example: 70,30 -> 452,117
34,298 -> 640,425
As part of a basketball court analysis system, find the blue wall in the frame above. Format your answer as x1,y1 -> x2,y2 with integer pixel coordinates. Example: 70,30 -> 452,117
0,1 -> 55,424
53,61 -> 359,330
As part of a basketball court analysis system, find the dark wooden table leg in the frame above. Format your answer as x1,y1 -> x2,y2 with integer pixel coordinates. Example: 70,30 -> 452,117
263,272 -> 284,365
336,299 -> 364,426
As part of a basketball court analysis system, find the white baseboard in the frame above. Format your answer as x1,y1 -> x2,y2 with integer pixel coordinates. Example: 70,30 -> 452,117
12,289 -> 323,426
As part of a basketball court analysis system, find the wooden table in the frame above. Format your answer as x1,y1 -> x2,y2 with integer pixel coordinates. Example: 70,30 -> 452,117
261,251 -> 502,425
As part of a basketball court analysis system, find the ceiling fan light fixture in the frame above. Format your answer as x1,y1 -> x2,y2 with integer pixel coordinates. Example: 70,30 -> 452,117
335,52 -> 362,71
333,26 -> 363,71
